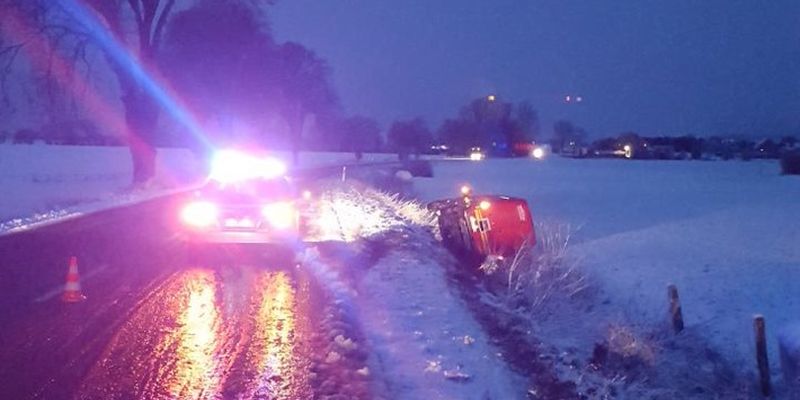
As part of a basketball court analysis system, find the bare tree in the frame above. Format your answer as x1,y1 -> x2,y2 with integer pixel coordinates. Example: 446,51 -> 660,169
2,0 -> 90,117
0,38 -> 22,116
388,117 -> 432,159
76,0 -> 180,184
338,115 -> 382,158
2,0 -> 180,182
275,42 -> 338,164
552,119 -> 587,152
0,0 -> 30,117
4,0 -> 273,184
162,3 -> 337,161
436,96 -> 540,156
515,101 -> 539,142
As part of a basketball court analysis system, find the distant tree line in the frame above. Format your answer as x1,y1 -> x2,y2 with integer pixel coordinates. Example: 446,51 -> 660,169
371,95 -> 541,159
436,96 -> 539,156
584,132 -> 799,160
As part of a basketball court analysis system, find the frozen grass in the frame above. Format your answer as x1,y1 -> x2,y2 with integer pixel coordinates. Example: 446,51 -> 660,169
307,182 -> 436,242
480,222 -> 588,313
464,220 -> 754,398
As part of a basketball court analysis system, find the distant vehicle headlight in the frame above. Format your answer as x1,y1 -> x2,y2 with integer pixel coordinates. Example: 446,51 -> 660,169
181,201 -> 218,228
209,150 -> 287,183
469,152 -> 484,161
623,145 -> 633,159
261,202 -> 296,230
532,147 -> 545,159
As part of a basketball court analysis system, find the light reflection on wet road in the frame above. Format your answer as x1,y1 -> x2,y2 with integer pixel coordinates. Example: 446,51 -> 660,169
77,267 -> 314,399
247,271 -> 308,399
165,270 -> 223,398
0,194 -> 377,400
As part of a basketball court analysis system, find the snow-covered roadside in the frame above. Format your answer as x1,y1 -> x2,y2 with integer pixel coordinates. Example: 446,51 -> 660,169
413,157 -> 800,395
357,248 -> 527,399
306,185 -> 528,399
0,145 -> 202,234
0,144 -> 399,234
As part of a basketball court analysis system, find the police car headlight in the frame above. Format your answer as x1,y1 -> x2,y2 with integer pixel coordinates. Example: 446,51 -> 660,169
181,201 -> 218,228
261,202 -> 295,229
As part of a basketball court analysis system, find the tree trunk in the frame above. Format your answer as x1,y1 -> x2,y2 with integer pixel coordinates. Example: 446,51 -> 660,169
287,106 -> 303,166
123,89 -> 159,184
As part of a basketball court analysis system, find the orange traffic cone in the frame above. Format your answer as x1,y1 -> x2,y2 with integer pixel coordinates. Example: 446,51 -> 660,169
62,256 -> 86,303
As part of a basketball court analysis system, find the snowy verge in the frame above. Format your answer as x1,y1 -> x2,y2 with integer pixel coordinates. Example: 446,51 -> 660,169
357,248 -> 528,400
0,185 -> 196,235
305,185 -> 528,399
0,145 -> 203,235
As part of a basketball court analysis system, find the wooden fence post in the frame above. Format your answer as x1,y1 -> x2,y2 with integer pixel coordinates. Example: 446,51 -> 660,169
754,315 -> 772,397
667,284 -> 684,334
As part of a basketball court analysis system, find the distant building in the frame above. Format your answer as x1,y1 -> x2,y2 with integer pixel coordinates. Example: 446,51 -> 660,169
560,141 -> 589,158
648,144 -> 677,160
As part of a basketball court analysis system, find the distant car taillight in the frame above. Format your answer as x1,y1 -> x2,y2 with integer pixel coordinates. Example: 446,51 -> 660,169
181,201 -> 218,228
261,202 -> 295,230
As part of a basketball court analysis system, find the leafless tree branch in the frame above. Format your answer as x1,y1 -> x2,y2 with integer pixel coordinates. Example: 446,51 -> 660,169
151,0 -> 175,51
128,0 -> 144,27
0,42 -> 23,115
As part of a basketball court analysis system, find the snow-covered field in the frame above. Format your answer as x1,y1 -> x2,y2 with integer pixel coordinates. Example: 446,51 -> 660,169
0,144 -> 396,234
415,157 -> 800,381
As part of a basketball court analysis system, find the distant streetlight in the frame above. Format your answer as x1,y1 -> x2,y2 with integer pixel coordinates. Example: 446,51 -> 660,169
564,94 -> 584,103
487,94 -> 496,102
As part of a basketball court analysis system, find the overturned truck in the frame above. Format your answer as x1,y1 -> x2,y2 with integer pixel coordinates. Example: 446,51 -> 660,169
429,186 -> 536,263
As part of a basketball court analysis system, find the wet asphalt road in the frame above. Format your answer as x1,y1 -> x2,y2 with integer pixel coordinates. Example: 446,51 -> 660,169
0,194 -> 372,399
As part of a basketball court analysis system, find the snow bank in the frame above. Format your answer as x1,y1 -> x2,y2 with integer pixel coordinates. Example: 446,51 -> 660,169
0,144 -> 201,233
357,249 -> 527,399
414,158 -> 800,381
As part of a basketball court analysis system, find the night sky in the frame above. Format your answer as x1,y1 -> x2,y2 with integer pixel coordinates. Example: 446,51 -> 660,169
272,1 -> 800,138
